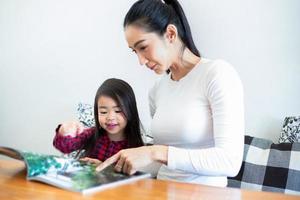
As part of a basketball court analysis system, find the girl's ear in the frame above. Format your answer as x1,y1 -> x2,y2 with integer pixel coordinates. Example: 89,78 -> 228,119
165,24 -> 178,43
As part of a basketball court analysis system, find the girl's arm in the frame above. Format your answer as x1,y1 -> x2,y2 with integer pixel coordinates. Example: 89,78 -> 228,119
53,121 -> 95,154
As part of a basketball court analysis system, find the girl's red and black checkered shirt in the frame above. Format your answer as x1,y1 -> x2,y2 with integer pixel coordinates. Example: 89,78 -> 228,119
53,127 -> 128,162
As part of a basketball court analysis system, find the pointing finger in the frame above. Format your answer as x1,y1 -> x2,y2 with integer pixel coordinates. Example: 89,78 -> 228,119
96,153 -> 120,172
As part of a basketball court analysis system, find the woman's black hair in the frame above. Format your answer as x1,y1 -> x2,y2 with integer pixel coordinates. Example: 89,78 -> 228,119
123,0 -> 200,57
82,78 -> 144,157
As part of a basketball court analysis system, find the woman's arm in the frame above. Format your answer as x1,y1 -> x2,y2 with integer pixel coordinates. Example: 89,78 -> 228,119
95,145 -> 168,175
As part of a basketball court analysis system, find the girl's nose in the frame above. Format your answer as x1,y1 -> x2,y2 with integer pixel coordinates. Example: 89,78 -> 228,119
137,53 -> 148,66
107,111 -> 116,120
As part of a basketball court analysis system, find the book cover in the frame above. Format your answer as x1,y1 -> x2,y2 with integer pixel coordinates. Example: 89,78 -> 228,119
0,146 -> 151,194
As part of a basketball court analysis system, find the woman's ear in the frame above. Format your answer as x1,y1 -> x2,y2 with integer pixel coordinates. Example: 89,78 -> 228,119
165,24 -> 178,43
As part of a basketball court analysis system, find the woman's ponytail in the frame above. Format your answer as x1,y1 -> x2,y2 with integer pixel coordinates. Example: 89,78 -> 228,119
163,0 -> 200,57
124,0 -> 200,57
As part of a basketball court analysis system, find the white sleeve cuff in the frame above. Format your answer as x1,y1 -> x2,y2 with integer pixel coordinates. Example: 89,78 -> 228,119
168,146 -> 190,171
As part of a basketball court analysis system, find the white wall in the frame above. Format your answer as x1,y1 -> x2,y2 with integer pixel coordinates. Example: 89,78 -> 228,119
184,0 -> 300,140
0,0 -> 299,155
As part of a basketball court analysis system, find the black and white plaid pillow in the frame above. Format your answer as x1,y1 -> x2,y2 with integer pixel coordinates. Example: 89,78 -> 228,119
228,135 -> 300,195
278,116 -> 300,143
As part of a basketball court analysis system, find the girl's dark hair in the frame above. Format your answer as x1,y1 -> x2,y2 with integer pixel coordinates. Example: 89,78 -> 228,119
83,78 -> 144,157
123,0 -> 200,57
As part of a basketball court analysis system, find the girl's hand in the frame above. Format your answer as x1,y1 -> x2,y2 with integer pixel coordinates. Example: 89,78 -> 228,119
96,145 -> 168,175
58,120 -> 84,137
79,157 -> 102,166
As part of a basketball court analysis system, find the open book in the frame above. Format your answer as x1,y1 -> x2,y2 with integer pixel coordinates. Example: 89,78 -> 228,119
0,146 -> 151,194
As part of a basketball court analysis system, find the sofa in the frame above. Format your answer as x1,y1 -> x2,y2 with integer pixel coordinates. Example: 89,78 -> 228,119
228,116 -> 300,196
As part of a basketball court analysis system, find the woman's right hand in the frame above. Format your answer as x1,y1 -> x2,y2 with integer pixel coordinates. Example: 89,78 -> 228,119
96,145 -> 168,175
79,157 -> 102,166
58,120 -> 84,137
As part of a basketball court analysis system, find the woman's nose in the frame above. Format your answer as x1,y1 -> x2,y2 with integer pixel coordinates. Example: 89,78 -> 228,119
137,53 -> 148,66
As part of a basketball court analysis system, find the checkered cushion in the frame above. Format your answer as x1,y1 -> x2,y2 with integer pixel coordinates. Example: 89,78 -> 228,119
228,135 -> 300,195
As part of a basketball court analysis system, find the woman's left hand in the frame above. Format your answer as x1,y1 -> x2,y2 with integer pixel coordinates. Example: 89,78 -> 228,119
96,145 -> 168,175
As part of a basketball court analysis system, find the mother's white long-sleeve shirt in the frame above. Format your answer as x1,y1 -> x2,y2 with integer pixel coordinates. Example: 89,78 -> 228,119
149,58 -> 244,187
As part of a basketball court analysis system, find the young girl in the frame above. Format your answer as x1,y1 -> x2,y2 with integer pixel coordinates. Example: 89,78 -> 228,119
53,78 -> 144,162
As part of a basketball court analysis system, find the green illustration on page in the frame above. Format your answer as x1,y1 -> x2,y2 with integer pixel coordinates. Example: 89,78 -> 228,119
0,147 -> 150,194
20,152 -> 63,177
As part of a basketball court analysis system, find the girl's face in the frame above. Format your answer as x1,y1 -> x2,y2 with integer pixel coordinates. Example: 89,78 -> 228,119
97,96 -> 127,141
124,25 -> 172,74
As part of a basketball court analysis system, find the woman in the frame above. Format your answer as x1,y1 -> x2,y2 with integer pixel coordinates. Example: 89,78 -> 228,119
97,0 -> 244,187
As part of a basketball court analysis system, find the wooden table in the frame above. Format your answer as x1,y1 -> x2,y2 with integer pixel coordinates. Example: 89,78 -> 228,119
1,159 -> 299,200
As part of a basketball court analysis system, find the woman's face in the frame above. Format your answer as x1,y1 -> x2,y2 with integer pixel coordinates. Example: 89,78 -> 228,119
124,25 -> 172,74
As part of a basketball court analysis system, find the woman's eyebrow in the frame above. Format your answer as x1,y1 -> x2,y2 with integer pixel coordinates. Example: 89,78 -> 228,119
133,39 -> 145,48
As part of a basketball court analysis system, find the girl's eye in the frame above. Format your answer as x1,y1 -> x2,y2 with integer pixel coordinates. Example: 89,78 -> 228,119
99,111 -> 107,114
131,49 -> 136,53
115,110 -> 122,113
